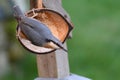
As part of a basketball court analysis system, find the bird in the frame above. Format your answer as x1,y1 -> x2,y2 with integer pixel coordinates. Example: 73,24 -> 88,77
13,5 -> 67,52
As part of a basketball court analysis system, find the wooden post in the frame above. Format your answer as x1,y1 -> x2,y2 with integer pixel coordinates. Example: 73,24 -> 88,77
30,0 -> 70,78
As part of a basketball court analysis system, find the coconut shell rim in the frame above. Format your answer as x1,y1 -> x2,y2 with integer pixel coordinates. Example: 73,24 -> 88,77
16,8 -> 73,54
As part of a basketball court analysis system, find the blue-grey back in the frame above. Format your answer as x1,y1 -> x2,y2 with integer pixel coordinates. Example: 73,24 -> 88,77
21,17 -> 52,37
20,23 -> 46,46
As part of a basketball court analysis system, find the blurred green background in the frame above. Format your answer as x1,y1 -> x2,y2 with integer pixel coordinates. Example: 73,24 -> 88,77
0,0 -> 120,80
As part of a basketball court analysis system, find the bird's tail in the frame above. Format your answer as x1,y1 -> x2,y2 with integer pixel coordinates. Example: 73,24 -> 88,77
49,37 -> 68,52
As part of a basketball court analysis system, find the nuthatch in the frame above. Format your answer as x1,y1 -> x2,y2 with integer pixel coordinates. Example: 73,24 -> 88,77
13,5 -> 67,52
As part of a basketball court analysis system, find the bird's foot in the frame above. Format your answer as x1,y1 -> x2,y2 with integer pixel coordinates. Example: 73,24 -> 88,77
25,8 -> 38,18
31,8 -> 38,18
16,27 -> 20,37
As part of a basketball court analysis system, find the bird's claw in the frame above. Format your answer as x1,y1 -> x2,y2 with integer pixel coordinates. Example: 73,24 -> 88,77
31,8 -> 38,18
25,8 -> 38,18
16,27 -> 21,37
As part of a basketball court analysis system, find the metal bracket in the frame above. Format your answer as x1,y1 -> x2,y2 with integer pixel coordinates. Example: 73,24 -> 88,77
34,74 -> 91,80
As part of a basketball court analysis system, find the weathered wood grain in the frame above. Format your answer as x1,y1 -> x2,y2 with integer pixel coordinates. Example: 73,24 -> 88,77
30,0 -> 70,78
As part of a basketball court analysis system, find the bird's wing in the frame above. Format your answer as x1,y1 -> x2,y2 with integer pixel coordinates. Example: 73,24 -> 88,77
21,17 -> 47,31
21,17 -> 52,35
47,36 -> 67,52
20,23 -> 45,46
